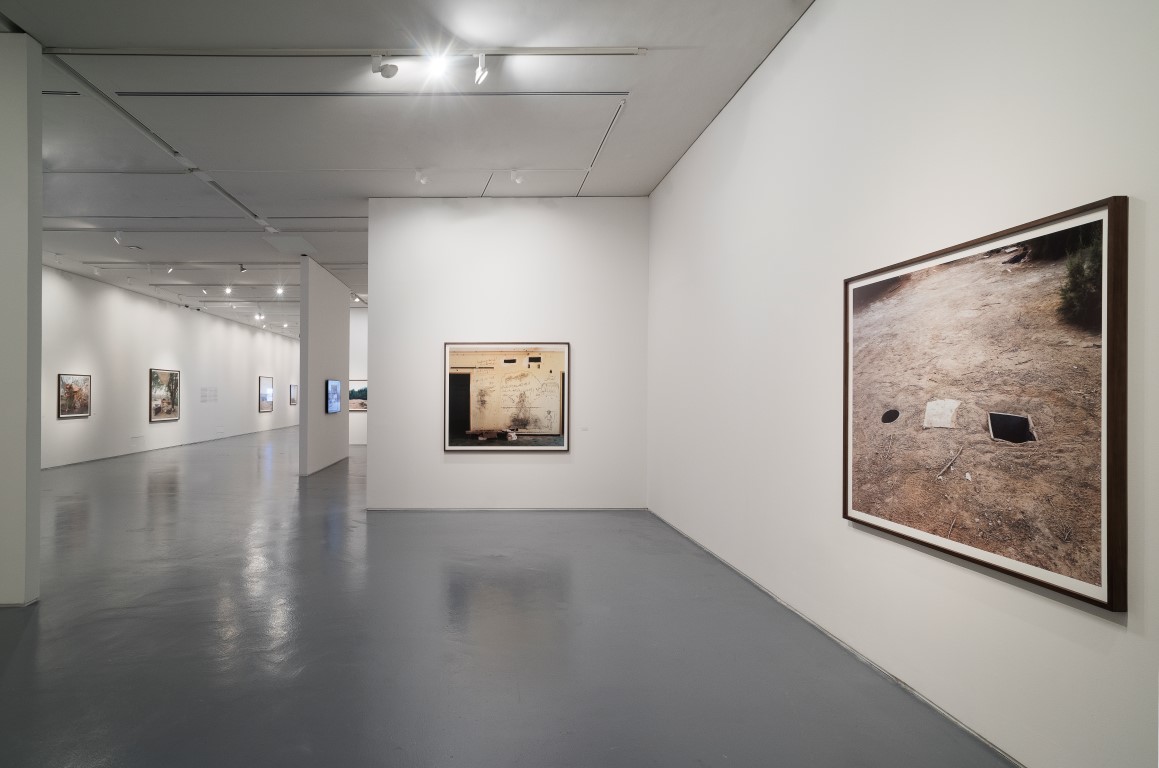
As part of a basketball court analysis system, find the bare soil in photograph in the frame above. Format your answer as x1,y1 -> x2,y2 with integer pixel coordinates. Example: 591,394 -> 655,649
850,251 -> 1102,584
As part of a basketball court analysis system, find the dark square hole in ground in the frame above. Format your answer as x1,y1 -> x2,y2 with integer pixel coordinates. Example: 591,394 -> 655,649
989,412 -> 1037,443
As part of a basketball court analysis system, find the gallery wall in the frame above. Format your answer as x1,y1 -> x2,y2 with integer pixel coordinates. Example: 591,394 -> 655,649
366,197 -> 648,509
299,256 -> 350,475
41,267 -> 299,469
349,306 -> 367,446
646,1 -> 1158,767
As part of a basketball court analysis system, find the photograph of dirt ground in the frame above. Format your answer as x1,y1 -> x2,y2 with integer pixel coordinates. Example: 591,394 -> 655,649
849,219 -> 1104,586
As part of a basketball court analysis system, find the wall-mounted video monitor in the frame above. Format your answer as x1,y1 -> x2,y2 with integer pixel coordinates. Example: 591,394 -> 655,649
325,379 -> 341,414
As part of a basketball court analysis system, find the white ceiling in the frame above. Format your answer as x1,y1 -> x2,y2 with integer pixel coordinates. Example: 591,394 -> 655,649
2,0 -> 813,338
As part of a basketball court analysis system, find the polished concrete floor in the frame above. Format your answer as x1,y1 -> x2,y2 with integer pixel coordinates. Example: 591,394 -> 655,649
1,428 -> 1014,767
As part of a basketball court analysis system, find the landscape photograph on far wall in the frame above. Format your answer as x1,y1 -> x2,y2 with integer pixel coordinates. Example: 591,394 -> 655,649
844,198 -> 1126,610
348,380 -> 367,411
445,342 -> 569,451
57,374 -> 91,419
149,368 -> 181,422
258,376 -> 274,413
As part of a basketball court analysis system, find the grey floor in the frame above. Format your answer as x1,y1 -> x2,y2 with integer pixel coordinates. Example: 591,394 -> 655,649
0,428 -> 1014,767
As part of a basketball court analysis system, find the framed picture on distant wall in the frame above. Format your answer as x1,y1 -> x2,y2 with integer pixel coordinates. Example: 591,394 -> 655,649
325,379 -> 341,414
843,197 -> 1127,611
149,368 -> 181,422
444,342 -> 569,452
289,384 -> 298,405
57,374 -> 91,419
349,380 -> 367,411
258,376 -> 274,412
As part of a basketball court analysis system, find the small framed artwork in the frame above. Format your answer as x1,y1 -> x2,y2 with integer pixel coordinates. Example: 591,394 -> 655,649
445,342 -> 569,452
325,379 -> 341,414
349,380 -> 367,411
58,374 -> 91,419
258,376 -> 274,412
844,197 -> 1127,611
149,368 -> 181,422
289,384 -> 298,406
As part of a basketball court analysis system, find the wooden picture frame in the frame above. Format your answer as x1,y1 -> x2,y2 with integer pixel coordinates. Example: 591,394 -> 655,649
444,342 -> 570,452
843,197 -> 1127,611
258,376 -> 274,413
57,374 -> 91,419
149,368 -> 181,422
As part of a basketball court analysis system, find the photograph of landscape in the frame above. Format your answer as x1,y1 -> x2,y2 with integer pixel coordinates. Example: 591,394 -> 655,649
845,206 -> 1121,605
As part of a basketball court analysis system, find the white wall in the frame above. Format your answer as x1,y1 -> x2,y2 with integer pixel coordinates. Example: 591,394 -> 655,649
0,34 -> 41,605
299,256 -> 350,475
367,197 -> 648,509
41,267 -> 299,468
349,306 -> 367,445
646,2 -> 1158,767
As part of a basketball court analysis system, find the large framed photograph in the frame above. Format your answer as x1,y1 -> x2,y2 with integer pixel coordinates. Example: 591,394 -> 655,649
258,376 -> 274,412
149,368 -> 181,422
445,343 -> 569,451
58,374 -> 91,419
844,197 -> 1127,611
349,380 -> 367,411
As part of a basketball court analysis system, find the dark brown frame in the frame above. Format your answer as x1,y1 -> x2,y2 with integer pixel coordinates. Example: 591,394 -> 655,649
324,379 -> 341,414
57,373 -> 91,419
258,376 -> 274,413
444,342 -> 570,452
843,197 -> 1127,611
289,384 -> 298,406
148,368 -> 181,423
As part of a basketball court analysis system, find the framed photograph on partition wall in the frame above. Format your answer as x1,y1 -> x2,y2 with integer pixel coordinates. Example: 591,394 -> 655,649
325,379 -> 341,414
445,342 -> 569,452
289,384 -> 298,406
258,376 -> 274,413
349,380 -> 367,411
149,368 -> 181,423
58,374 -> 91,419
843,197 -> 1127,611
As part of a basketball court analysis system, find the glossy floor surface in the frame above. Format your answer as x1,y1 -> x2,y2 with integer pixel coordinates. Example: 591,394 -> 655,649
1,428 -> 1014,767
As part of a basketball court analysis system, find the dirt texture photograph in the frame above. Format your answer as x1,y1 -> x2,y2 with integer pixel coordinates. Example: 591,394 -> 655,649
848,219 -> 1104,586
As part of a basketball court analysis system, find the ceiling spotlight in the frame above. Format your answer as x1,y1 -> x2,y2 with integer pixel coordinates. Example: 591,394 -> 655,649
126,245 -> 143,251
283,323 -> 288,328
93,267 -> 101,276
371,55 -> 399,79
225,286 -> 233,294
126,277 -> 134,285
276,286 -> 284,295
475,53 -> 488,85
202,289 -> 207,295
254,313 -> 261,321
239,264 -> 247,273
429,55 -> 449,77
113,231 -> 125,245
510,170 -> 524,185
415,170 -> 430,185
167,266 -> 174,274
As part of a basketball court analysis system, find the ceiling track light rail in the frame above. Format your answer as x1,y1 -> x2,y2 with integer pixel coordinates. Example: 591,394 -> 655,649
44,46 -> 647,57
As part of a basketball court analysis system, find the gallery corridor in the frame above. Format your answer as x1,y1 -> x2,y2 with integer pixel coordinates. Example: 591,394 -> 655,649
0,428 -> 1013,767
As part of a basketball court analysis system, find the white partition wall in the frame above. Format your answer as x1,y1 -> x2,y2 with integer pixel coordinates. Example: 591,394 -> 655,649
41,268 -> 299,468
647,2 -> 1159,767
299,255 -> 350,475
349,306 -> 367,445
367,198 -> 648,510
0,34 -> 41,606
